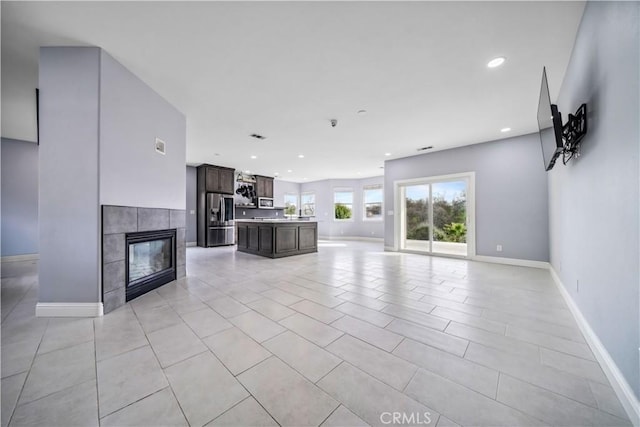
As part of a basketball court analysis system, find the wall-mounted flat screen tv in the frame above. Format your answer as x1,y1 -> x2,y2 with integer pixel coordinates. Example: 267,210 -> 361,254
537,67 -> 564,171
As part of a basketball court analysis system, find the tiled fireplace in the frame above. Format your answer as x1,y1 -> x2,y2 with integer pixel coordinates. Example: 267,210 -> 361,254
102,205 -> 186,314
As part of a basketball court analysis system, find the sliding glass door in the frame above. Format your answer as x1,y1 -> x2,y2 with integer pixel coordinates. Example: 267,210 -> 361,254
398,174 -> 472,257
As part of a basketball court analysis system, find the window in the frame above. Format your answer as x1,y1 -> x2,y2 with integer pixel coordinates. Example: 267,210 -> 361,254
363,185 -> 383,220
284,193 -> 298,217
301,192 -> 316,216
334,189 -> 353,220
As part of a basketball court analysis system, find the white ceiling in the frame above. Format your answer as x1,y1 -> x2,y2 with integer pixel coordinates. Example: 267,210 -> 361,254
1,1 -> 585,183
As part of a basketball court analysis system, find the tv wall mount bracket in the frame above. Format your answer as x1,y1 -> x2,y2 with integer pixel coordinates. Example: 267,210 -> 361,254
561,103 -> 588,165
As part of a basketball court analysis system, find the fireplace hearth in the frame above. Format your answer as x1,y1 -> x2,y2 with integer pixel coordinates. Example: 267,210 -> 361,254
126,229 -> 176,301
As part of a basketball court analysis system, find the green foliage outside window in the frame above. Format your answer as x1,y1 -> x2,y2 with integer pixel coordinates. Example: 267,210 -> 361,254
285,205 -> 297,216
335,203 -> 352,219
405,194 -> 466,243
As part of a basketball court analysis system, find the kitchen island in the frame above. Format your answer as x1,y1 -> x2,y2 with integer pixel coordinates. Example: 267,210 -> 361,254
236,219 -> 317,258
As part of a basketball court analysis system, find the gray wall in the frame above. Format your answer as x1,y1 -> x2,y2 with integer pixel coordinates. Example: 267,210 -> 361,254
39,47 -> 101,302
550,1 -> 639,398
301,176 -> 385,239
99,51 -> 186,209
274,180 -> 301,208
1,138 -> 39,256
384,134 -> 549,261
186,166 -> 197,243
38,47 -> 187,304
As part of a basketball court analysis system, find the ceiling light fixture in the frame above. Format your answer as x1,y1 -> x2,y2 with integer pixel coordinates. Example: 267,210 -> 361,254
500,127 -> 511,133
244,170 -> 251,173
487,57 -> 506,68
287,169 -> 293,173
250,155 -> 257,159
298,154 -> 304,158
384,152 -> 391,156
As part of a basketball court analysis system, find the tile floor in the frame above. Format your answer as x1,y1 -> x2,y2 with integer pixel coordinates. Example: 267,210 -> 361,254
0,241 -> 632,427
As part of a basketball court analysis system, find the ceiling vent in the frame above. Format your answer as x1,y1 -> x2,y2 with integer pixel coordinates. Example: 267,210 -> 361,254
250,133 -> 267,140
417,146 -> 433,151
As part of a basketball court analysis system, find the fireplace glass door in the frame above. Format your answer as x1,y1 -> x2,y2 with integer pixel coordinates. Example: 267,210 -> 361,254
125,229 -> 176,301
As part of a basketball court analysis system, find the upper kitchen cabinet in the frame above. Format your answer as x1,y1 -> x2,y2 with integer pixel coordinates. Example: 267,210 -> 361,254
255,175 -> 274,198
200,164 -> 235,194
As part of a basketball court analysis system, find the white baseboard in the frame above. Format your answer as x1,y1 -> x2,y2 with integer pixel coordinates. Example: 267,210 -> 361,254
36,302 -> 104,317
186,241 -> 197,247
1,253 -> 39,263
550,267 -> 639,426
319,236 -> 384,243
471,255 -> 550,269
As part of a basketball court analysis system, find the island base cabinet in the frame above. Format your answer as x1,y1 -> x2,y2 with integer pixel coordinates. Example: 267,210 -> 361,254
236,221 -> 317,258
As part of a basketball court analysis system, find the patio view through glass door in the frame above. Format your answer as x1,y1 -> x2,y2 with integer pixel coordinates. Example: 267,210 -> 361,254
400,177 -> 469,257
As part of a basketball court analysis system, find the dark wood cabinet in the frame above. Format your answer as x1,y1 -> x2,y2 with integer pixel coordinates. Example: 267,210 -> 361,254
236,221 -> 317,258
202,164 -> 235,194
255,175 -> 274,198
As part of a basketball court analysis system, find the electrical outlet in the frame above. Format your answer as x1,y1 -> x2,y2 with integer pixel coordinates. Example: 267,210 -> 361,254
496,244 -> 503,252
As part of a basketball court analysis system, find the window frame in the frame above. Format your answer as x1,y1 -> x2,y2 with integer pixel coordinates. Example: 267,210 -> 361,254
333,188 -> 354,222
283,193 -> 299,217
362,184 -> 384,221
300,192 -> 316,217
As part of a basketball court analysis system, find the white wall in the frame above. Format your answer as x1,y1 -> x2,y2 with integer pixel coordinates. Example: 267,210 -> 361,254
99,51 -> 186,209
301,176 -> 385,239
38,47 -> 187,304
550,1 -> 639,400
274,180 -> 301,208
39,47 -> 101,302
384,135 -> 549,261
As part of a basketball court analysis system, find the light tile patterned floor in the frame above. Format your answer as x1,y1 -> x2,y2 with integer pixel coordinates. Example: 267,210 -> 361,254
0,241 -> 632,427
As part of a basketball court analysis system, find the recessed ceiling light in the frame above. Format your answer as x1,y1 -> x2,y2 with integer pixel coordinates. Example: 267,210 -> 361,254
356,172 -> 361,175
244,170 -> 251,173
500,127 -> 511,133
487,57 -> 505,68
384,152 -> 391,156
298,154 -> 304,158
357,109 -> 367,115
250,155 -> 257,159
287,169 -> 293,173
274,172 -> 279,176
303,177 -> 308,180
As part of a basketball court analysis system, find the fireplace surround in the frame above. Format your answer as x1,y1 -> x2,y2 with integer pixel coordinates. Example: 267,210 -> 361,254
102,205 -> 186,313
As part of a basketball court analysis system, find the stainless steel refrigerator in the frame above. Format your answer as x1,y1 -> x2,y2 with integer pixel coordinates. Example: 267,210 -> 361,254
206,193 -> 235,246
